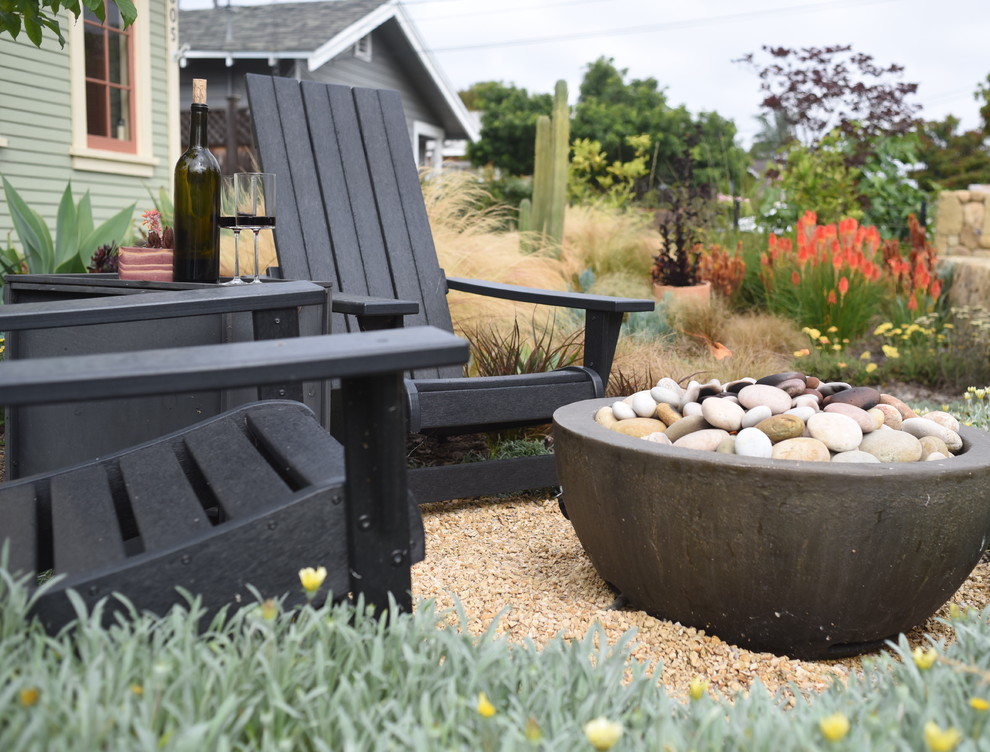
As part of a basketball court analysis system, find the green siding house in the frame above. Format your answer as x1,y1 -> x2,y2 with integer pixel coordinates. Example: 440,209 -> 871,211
0,0 -> 178,259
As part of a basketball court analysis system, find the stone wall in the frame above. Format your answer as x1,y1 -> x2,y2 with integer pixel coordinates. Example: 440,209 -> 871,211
934,190 -> 990,255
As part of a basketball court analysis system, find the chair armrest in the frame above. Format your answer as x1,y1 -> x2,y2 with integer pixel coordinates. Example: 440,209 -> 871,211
0,327 -> 468,407
446,276 -> 655,313
0,280 -> 328,332
332,292 -> 419,318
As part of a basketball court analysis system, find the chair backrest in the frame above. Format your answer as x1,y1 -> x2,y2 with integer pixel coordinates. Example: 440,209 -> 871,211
246,75 -> 456,353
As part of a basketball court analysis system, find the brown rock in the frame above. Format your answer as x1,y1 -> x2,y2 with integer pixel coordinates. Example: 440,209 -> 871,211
611,418 -> 666,438
755,414 -> 806,443
656,402 -> 683,427
823,386 -> 881,410
664,414 -> 712,443
879,393 -> 919,420
771,437 -> 831,462
937,192 -> 964,235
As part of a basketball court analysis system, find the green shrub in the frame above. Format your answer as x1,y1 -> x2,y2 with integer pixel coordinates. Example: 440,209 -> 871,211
6,564 -> 990,750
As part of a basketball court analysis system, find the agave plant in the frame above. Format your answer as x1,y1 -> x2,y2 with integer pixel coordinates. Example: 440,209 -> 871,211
1,177 -> 134,278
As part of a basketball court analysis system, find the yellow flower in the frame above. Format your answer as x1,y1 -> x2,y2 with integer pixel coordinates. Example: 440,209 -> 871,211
476,692 -> 496,718
923,721 -> 961,751
882,344 -> 900,359
688,677 -> 709,701
969,697 -> 990,711
818,712 -> 850,742
832,344 -> 842,351
583,717 -> 623,751
837,362 -> 847,368
874,322 -> 893,335
19,687 -> 40,707
818,336 -> 830,345
949,603 -> 964,620
805,327 -> 822,340
260,599 -> 279,620
129,684 -> 144,696
865,363 -> 878,374
860,351 -> 872,360
913,647 -> 938,670
298,566 -> 327,593
793,348 -> 811,357
827,326 -> 838,333
524,716 -> 543,742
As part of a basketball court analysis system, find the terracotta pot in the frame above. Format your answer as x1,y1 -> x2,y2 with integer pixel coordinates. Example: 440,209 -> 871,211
117,246 -> 174,282
652,279 -> 711,305
553,396 -> 990,659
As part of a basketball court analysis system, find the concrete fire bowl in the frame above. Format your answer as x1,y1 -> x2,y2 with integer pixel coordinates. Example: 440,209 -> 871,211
553,397 -> 990,659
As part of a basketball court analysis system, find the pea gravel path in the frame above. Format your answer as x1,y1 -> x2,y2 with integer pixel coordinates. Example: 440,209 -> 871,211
411,495 -> 989,699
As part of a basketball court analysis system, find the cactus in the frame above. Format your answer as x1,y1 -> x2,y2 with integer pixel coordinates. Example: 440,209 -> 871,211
525,80 -> 570,251
518,198 -> 532,233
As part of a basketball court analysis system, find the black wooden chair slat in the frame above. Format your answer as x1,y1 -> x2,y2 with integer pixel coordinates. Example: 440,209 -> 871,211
182,419 -> 293,519
1,485 -> 39,576
245,402 -> 345,488
118,444 -> 211,551
50,466 -> 126,574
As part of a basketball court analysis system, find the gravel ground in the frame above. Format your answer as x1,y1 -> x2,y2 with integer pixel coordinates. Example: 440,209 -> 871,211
412,495 -> 990,699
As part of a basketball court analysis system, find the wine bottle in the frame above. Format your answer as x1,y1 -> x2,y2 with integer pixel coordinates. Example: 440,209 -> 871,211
173,78 -> 220,282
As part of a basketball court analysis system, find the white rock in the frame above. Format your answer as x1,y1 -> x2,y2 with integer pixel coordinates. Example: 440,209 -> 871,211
738,383 -> 793,414
925,452 -> 948,461
792,394 -> 821,411
642,431 -> 672,445
734,426 -> 773,458
650,385 -> 682,407
901,417 -> 963,452
682,401 -> 703,417
741,405 -> 773,428
655,377 -> 683,395
611,401 -> 636,421
631,391 -> 659,418
682,380 -> 702,405
701,398 -> 745,431
785,405 -> 817,422
807,412 -> 863,453
673,428 -> 730,452
831,449 -> 881,463
921,411 -> 960,433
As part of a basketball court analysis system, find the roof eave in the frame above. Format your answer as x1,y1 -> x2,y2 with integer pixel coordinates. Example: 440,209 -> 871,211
307,0 -> 399,71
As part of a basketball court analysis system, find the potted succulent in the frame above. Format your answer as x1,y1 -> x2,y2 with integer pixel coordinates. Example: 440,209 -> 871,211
118,210 -> 175,282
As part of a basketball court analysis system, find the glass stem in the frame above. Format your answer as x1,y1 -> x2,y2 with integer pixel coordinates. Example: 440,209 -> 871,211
233,230 -> 240,279
252,229 -> 262,283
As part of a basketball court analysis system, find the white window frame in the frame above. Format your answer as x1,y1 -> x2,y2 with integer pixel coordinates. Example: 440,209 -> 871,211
412,120 -> 444,174
68,0 -> 157,177
353,33 -> 372,62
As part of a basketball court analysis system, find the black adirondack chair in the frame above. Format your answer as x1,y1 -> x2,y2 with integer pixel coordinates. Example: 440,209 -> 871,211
0,281 -> 468,632
245,74 -> 655,503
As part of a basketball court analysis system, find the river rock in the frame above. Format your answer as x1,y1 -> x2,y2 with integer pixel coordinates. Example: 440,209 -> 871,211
741,405 -> 773,428
880,393 -> 919,420
682,401 -> 703,417
650,385 -> 682,407
701,398 -> 745,431
785,405 -> 817,422
643,431 -> 672,445
771,437 -> 831,462
673,428 -> 730,452
716,435 -> 736,454
724,377 -> 756,393
901,417 -> 963,452
738,384 -> 793,414
823,386 -> 881,410
866,407 -> 886,430
756,371 -> 806,388
919,435 -> 950,459
630,391 -> 659,418
859,430 -> 923,463
817,381 -> 852,397
595,405 -> 618,429
873,403 -> 903,429
664,414 -> 711,443
807,412 -> 863,452
823,402 -> 877,433
792,393 -> 822,410
734,426 -> 773,458
925,452 -> 949,461
755,413 -> 806,443
611,418 -> 667,438
656,403 -> 682,426
921,411 -> 961,433
831,449 -> 881,463
611,401 -> 636,421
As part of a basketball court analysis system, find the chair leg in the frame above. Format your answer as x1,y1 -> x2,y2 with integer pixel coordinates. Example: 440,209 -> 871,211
339,372 -> 413,615
583,310 -> 625,388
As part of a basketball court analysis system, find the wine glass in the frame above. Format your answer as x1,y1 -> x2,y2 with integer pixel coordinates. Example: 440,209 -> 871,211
234,172 -> 276,284
218,176 -> 245,285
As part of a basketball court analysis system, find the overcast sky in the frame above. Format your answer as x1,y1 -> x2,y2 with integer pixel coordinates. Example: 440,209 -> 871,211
178,0 -> 990,146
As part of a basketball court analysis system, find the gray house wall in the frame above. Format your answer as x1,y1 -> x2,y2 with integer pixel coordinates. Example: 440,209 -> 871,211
0,4 -> 175,256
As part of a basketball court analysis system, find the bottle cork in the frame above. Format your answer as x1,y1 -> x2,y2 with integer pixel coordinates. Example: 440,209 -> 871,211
192,79 -> 207,105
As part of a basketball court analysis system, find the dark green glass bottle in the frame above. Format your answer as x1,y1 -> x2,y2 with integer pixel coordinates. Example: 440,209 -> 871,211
173,79 -> 220,282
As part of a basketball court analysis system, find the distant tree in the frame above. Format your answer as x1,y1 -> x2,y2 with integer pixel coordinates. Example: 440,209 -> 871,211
911,115 -> 990,191
462,82 -> 553,175
572,57 -> 747,198
736,45 -> 921,162
749,111 -> 795,161
1,0 -> 136,48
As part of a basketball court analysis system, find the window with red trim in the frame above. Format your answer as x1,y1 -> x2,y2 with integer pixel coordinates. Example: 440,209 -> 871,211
83,1 -> 135,152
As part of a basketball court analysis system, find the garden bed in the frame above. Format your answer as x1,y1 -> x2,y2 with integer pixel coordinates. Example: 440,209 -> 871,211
411,494 -> 989,698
